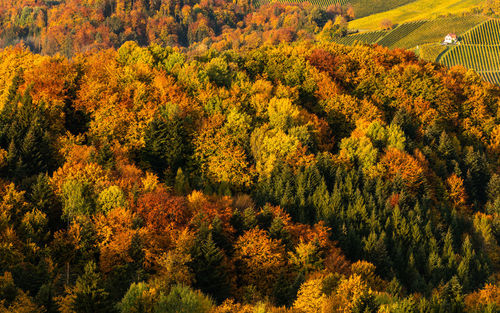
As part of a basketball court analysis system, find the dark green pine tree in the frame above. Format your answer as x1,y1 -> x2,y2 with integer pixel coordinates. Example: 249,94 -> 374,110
189,229 -> 231,303
442,228 -> 458,279
306,165 -> 322,195
256,206 -> 274,231
0,89 -> 57,185
280,181 -> 296,219
174,168 -> 191,195
457,235 -> 488,292
4,140 -> 17,175
105,233 -> 146,303
36,282 -> 58,313
312,178 -> 331,223
362,231 -> 391,277
328,184 -> 343,229
407,253 -> 426,292
271,271 -> 304,307
269,217 -> 293,251
141,109 -> 190,182
427,250 -> 445,287
209,216 -> 232,254
438,131 -> 456,163
295,171 -> 307,212
430,276 -> 465,313
71,261 -> 114,313
352,293 -> 379,313
20,123 -> 54,182
486,174 -> 500,215
463,147 -> 489,207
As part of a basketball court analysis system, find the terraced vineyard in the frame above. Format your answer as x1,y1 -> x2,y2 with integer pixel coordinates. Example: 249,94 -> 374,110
347,0 -> 417,19
376,21 -> 426,47
433,19 -> 500,84
479,71 -> 500,84
439,44 -> 500,72
348,0 -> 483,30
418,44 -> 447,62
392,15 -> 485,49
332,30 -> 387,45
332,16 -> 484,50
336,16 -> 500,85
254,0 -> 348,7
255,0 -> 414,12
461,19 -> 500,45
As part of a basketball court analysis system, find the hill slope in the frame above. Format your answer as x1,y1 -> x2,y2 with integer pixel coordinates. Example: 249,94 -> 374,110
436,19 -> 500,84
376,20 -> 426,47
348,0 -> 417,18
349,0 -> 483,30
0,41 -> 499,312
331,30 -> 388,45
461,18 -> 500,44
255,0 -> 417,17
390,15 -> 485,48
341,14 -> 500,85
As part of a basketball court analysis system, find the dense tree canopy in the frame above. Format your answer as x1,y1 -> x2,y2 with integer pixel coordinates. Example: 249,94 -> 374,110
0,2 -> 499,311
0,0 -> 349,56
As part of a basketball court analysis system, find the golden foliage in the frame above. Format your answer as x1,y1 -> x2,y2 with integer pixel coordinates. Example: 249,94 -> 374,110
94,207 -> 144,273
294,277 -> 326,313
234,229 -> 287,294
377,148 -> 425,192
350,261 -> 386,292
446,174 -> 469,214
465,283 -> 500,310
323,274 -> 370,313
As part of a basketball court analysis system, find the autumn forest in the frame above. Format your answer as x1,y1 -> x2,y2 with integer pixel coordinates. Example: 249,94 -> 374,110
0,0 -> 499,312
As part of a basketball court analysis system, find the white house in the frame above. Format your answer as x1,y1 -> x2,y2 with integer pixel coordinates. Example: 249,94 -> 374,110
443,33 -> 458,45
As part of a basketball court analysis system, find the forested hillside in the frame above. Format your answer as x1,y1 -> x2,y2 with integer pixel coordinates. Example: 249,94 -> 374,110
0,1 -> 499,313
0,0 -> 350,56
0,39 -> 499,312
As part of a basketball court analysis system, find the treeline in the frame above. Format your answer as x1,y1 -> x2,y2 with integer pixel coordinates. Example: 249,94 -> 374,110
0,0 -> 351,56
0,39 -> 498,312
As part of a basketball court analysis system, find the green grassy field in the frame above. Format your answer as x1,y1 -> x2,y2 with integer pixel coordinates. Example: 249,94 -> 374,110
390,15 -> 485,48
348,0 -> 483,30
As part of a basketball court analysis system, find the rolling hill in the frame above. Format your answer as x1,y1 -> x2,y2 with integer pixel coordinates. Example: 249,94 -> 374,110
348,0 -> 417,18
337,13 -> 500,84
389,15 -> 485,48
254,0 -> 349,8
437,19 -> 500,84
255,0 -> 418,18
331,30 -> 388,45
348,0 -> 483,30
375,20 -> 426,47
461,18 -> 500,44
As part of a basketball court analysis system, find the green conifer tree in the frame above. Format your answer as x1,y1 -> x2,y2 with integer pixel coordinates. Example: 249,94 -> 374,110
189,229 -> 230,303
71,261 -> 113,313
